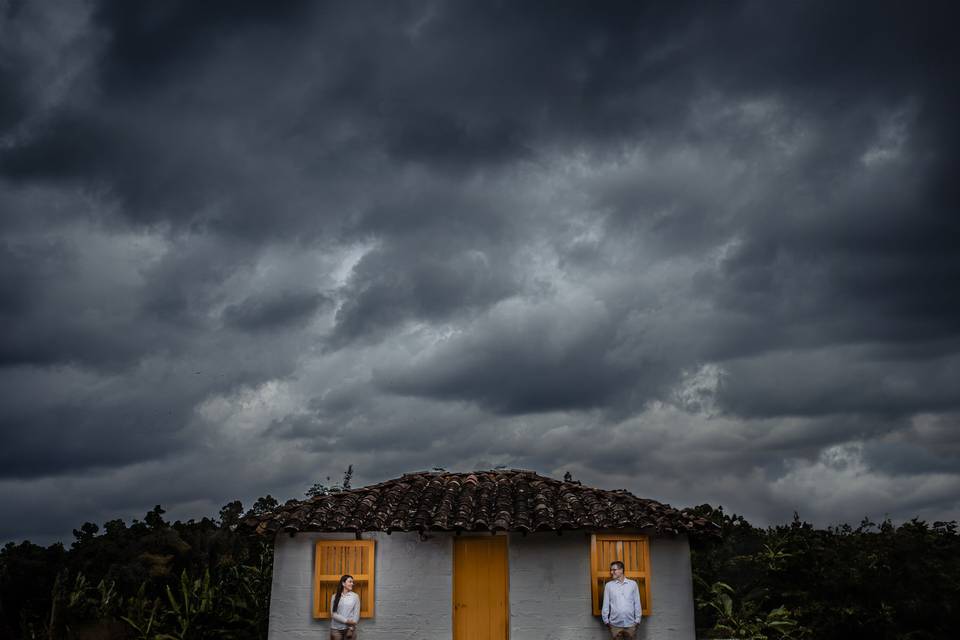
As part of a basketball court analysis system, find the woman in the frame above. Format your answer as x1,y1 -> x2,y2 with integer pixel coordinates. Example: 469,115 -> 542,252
330,574 -> 360,640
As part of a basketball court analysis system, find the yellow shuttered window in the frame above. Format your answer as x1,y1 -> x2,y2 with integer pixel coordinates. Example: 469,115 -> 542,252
590,534 -> 652,616
313,540 -> 376,619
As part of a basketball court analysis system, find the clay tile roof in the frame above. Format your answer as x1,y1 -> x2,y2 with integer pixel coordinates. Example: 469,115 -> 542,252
243,469 -> 717,537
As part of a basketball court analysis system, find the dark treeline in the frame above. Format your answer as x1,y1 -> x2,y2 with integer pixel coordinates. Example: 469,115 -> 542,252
0,498 -> 278,640
689,506 -> 960,639
2,494 -> 958,639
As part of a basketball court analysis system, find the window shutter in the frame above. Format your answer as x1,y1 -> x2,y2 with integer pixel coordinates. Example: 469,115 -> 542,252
313,540 -> 376,619
590,534 -> 651,616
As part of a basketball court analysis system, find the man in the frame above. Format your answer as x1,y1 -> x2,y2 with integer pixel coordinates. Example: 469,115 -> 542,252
601,560 -> 643,639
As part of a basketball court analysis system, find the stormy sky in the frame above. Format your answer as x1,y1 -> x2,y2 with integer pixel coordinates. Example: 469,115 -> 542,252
2,0 -> 959,544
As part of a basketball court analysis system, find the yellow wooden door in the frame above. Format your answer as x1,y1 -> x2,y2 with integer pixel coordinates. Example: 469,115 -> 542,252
453,536 -> 509,640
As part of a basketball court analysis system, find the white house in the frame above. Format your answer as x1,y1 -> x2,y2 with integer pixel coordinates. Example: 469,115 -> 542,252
247,470 -> 715,640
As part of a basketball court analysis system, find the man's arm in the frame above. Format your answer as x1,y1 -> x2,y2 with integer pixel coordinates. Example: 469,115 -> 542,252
601,583 -> 611,624
633,581 -> 642,621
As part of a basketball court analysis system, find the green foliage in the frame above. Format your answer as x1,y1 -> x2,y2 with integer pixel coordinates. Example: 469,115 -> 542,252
691,506 -> 960,639
305,465 -> 354,498
0,540 -> 66,638
65,572 -> 122,622
697,580 -> 805,639
121,583 -> 160,640
157,569 -> 213,640
218,503 -> 244,531
0,500 -> 274,640
246,497 -> 278,519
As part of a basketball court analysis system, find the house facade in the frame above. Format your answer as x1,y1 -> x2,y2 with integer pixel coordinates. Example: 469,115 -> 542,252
248,470 -> 715,640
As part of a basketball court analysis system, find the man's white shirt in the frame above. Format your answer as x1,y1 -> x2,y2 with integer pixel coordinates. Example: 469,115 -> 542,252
601,577 -> 643,627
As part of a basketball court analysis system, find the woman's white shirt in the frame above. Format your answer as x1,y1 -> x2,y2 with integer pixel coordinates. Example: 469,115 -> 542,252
330,592 -> 360,630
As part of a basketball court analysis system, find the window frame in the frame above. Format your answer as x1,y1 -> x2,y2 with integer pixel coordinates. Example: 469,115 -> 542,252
312,539 -> 376,619
590,533 -> 652,616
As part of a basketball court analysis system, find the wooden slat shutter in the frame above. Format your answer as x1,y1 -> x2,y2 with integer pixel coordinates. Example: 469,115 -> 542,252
313,540 -> 376,619
590,534 -> 651,616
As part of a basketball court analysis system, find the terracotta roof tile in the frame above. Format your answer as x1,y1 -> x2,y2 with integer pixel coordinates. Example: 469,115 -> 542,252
244,469 -> 717,537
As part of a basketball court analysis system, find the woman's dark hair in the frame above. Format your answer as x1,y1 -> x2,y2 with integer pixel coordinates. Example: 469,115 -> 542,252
333,574 -> 354,615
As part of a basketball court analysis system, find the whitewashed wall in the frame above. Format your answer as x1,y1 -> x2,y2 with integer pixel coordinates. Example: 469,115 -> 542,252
268,531 -> 452,640
267,531 -> 694,640
509,533 -> 695,640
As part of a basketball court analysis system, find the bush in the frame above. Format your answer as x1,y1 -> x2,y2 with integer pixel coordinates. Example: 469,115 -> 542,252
691,507 -> 960,639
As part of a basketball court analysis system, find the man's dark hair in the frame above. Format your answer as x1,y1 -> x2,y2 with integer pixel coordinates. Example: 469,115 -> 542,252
610,560 -> 625,570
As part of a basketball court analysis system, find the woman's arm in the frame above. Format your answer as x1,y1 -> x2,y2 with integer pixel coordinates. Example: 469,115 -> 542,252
345,593 -> 361,624
330,595 -> 350,624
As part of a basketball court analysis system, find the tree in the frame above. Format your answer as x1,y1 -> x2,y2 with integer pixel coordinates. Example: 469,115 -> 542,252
71,523 -> 99,548
248,496 -> 278,518
144,506 -> 168,531
218,501 -> 244,530
306,465 -> 356,498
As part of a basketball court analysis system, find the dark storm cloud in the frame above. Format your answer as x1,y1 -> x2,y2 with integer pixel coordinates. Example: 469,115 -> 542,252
0,236 -> 142,369
1,230 -> 250,371
222,289 -> 330,332
854,412 -> 960,477
862,441 -> 960,477
373,298 -> 675,414
91,0 -> 313,93
0,54 -> 27,131
375,328 -> 635,414
384,113 -> 530,170
5,1 -> 953,236
331,241 -> 518,345
0,0 -> 43,131
0,2 -> 755,229
2,0 -> 960,543
0,386 -> 190,478
0,109 -> 228,226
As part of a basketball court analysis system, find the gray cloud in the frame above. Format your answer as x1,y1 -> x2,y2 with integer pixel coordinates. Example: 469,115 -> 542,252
222,290 -> 330,332
332,242 -> 518,345
717,349 -> 960,419
2,0 -> 959,543
373,295 -> 674,414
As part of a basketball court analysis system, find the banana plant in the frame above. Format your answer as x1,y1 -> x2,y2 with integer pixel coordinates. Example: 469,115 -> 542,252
155,569 -> 215,640
699,581 -> 806,639
121,583 -> 161,640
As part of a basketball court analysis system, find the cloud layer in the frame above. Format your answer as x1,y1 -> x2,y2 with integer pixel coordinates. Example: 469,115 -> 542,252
2,0 -> 959,543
